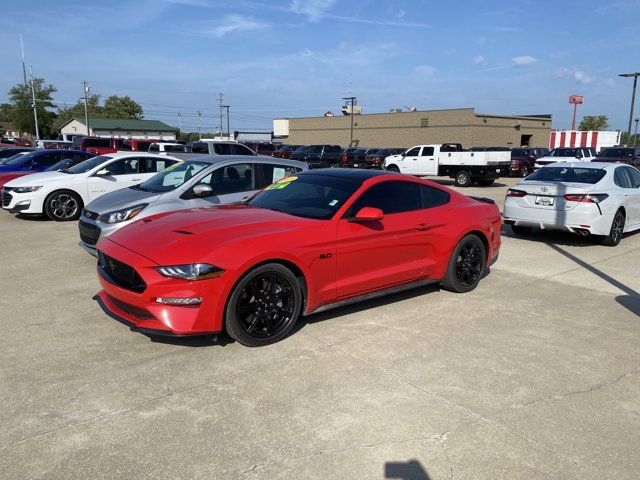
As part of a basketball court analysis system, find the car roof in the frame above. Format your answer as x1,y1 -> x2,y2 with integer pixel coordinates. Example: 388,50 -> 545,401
300,168 -> 394,180
547,162 -> 616,169
180,154 -> 307,167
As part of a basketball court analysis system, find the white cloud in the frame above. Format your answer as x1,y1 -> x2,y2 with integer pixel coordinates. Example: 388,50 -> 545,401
207,14 -> 268,37
290,0 -> 337,21
603,77 -> 616,87
473,55 -> 485,65
288,42 -> 398,68
573,69 -> 595,85
414,65 -> 435,77
512,55 -> 538,66
555,66 -> 597,85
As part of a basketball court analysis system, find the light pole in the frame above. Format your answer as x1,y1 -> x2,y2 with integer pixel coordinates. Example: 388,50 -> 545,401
221,105 -> 230,139
29,67 -> 39,141
634,117 -> 639,147
619,72 -> 640,139
82,81 -> 90,135
342,96 -> 356,147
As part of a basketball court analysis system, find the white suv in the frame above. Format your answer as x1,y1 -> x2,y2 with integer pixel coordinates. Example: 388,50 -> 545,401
535,147 -> 596,169
2,152 -> 180,221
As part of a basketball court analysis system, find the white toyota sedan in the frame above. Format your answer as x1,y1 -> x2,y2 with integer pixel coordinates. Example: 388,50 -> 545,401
503,162 -> 640,246
1,152 -> 181,221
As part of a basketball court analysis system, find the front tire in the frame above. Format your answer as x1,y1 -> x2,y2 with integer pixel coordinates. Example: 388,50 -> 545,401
225,263 -> 303,347
44,190 -> 83,221
386,165 -> 400,173
454,170 -> 472,187
602,209 -> 625,247
441,234 -> 486,293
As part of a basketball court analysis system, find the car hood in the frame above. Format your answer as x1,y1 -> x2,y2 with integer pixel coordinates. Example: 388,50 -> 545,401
85,186 -> 162,213
5,170 -> 72,187
105,205 -> 316,265
0,171 -> 31,187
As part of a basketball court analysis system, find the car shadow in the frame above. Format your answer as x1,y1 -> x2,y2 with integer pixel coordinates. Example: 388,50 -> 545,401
15,213 -> 49,221
502,223 -> 640,247
385,459 -> 432,479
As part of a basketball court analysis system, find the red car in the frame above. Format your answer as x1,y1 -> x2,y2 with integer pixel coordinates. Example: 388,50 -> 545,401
96,169 -> 501,346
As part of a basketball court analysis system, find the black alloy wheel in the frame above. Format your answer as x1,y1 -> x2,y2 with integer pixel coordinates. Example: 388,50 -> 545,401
602,210 -> 625,247
441,234 -> 486,293
225,264 -> 302,346
45,190 -> 82,221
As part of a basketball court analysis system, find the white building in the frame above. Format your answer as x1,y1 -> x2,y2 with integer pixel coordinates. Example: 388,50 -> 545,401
60,117 -> 177,140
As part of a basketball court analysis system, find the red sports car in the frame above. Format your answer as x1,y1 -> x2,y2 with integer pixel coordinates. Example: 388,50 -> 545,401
96,169 -> 502,346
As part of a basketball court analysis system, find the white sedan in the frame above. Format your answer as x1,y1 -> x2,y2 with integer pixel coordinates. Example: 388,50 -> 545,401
503,162 -> 640,246
1,152 -> 180,221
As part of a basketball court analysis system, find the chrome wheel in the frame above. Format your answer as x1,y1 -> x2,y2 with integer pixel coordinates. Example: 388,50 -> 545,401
235,272 -> 296,340
50,193 -> 79,219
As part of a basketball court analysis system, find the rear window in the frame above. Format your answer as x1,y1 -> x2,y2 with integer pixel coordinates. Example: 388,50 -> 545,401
191,142 -> 210,154
527,167 -> 606,184
600,148 -> 633,158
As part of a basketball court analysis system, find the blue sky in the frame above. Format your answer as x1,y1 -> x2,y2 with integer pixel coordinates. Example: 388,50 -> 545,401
1,0 -> 638,133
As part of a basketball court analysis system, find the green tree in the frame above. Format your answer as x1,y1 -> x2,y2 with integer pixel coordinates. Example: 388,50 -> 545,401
620,131 -> 640,147
54,94 -> 103,130
578,115 -> 609,131
7,78 -> 57,138
103,95 -> 143,119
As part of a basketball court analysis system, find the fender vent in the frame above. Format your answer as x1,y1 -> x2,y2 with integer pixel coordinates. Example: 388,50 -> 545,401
174,230 -> 194,235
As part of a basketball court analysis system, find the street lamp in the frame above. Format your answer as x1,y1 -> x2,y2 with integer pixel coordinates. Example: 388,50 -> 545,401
342,96 -> 356,147
619,72 -> 640,139
634,117 -> 639,147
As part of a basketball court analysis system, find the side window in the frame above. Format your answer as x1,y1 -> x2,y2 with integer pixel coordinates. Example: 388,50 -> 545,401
214,143 -> 232,155
120,141 -> 132,151
200,164 -> 254,195
63,152 -> 89,162
614,168 -> 634,188
139,158 -> 173,173
230,144 -> 254,156
421,185 -> 450,208
257,164 -> 301,188
349,181 -> 422,216
103,158 -> 139,176
625,167 -> 640,187
420,147 -> 435,156
137,142 -> 151,152
191,142 -> 209,154
35,152 -> 62,167
405,147 -> 420,156
148,144 -> 159,152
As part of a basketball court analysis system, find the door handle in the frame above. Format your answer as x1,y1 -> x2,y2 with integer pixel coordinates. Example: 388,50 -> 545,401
415,223 -> 431,231
132,178 -> 142,181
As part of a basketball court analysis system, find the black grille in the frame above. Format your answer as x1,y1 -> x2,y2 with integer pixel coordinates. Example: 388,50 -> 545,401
98,251 -> 146,293
83,209 -> 99,220
108,294 -> 154,320
1,189 -> 12,208
79,220 -> 101,246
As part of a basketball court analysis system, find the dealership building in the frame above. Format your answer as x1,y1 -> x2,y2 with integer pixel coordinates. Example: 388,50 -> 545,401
274,108 -> 552,149
60,117 -> 177,140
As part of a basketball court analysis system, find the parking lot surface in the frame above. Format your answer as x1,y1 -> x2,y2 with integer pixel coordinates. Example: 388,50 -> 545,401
1,177 -> 639,479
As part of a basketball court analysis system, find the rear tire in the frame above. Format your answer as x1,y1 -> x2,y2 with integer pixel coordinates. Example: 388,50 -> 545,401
520,166 -> 531,177
44,190 -> 83,221
386,165 -> 400,173
454,170 -> 472,187
601,209 -> 625,247
441,234 -> 486,293
511,224 -> 533,236
225,263 -> 303,347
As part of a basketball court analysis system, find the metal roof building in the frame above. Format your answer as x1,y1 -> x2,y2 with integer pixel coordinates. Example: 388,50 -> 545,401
60,117 -> 177,140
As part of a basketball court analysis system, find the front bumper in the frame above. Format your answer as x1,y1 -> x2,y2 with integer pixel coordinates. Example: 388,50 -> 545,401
1,188 -> 46,214
78,213 -> 126,254
96,240 -> 226,335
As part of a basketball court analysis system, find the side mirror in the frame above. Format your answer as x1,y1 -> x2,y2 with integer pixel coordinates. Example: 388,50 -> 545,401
192,183 -> 214,197
95,168 -> 110,176
352,207 -> 384,222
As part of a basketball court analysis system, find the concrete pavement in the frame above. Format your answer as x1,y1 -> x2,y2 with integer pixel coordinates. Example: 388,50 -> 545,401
1,177 -> 639,479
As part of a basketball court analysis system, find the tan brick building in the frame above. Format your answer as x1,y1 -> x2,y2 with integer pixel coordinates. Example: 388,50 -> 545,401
274,108 -> 551,149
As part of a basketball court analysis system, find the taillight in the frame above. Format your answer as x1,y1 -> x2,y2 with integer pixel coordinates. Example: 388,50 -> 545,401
506,189 -> 527,197
341,153 -> 347,163
564,194 -> 609,203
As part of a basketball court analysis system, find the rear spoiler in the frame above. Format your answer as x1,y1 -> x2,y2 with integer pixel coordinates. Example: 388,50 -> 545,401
468,196 -> 495,205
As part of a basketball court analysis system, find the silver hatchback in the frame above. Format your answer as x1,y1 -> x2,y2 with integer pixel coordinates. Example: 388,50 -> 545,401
78,155 -> 308,255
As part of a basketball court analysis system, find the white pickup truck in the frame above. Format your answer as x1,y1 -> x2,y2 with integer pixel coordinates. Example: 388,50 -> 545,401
384,143 -> 511,187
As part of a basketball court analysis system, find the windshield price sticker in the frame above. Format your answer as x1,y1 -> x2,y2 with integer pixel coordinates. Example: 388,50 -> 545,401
265,176 -> 297,190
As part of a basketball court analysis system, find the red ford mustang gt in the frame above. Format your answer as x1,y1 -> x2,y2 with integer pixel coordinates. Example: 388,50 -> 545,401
96,169 -> 502,346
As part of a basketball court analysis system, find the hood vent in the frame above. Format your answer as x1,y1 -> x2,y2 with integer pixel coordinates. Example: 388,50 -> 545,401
174,230 -> 194,235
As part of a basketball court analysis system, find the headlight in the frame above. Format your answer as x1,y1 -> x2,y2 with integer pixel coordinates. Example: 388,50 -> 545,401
12,186 -> 42,193
97,204 -> 147,224
155,263 -> 224,281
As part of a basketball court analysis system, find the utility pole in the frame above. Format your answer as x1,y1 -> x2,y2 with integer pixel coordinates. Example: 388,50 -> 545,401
29,66 -> 39,141
20,34 -> 28,87
197,110 -> 202,140
217,92 -> 224,139
634,118 -> 639,147
342,96 -> 356,147
221,105 -> 230,140
177,112 -> 182,133
619,72 -> 640,139
82,81 -> 91,135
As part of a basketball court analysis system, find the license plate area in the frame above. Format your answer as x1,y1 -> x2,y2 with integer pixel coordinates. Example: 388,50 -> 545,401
535,196 -> 555,206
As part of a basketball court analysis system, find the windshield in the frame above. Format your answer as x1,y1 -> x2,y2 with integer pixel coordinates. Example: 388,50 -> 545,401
66,155 -> 111,174
526,167 -> 606,184
247,174 -> 361,220
600,148 -> 633,158
1,152 -> 30,165
5,152 -> 36,166
552,148 -> 578,157
137,161 -> 209,193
